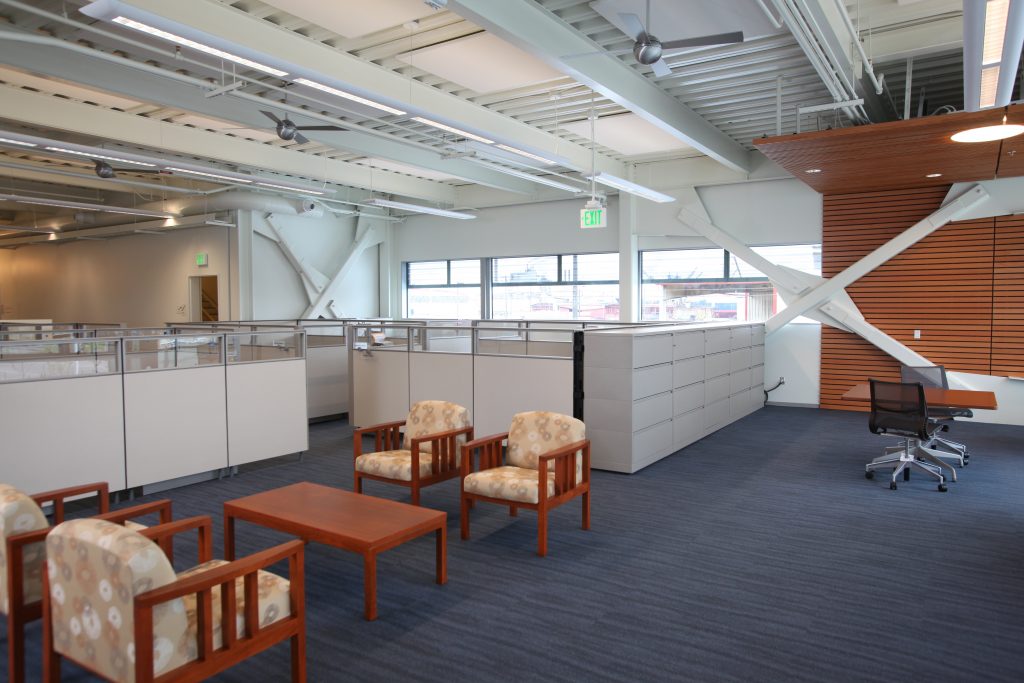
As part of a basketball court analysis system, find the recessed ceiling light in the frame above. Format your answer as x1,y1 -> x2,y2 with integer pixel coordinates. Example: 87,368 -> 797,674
952,115 -> 1024,142
805,168 -> 822,174
926,173 -> 943,178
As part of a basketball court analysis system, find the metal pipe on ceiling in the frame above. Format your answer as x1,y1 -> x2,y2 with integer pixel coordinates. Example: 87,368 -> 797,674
831,0 -> 885,95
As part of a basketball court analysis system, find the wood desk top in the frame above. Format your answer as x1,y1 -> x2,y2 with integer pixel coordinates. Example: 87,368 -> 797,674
841,383 -> 998,410
224,482 -> 445,552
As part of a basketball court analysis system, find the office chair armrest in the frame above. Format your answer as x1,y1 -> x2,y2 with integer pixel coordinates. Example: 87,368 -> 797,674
461,432 -> 509,476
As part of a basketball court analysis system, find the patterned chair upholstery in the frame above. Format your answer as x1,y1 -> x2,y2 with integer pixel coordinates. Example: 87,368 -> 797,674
461,411 -> 591,556
1,481 -> 169,683
354,400 -> 473,505
43,517 -> 305,683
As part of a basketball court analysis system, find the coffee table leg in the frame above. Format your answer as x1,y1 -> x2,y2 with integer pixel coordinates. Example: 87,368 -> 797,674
225,512 -> 236,561
436,525 -> 447,585
363,553 -> 377,621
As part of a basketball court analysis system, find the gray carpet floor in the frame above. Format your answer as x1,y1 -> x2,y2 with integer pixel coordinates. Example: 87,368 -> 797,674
6,406 -> 1024,682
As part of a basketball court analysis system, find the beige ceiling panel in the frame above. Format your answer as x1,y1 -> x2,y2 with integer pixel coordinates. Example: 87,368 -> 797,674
171,113 -> 281,142
561,113 -> 697,157
356,157 -> 458,181
0,65 -> 143,110
260,0 -> 437,38
397,32 -> 564,94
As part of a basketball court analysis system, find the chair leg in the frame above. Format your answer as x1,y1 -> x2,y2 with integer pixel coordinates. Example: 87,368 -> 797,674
460,496 -> 470,540
508,505 -> 517,517
291,628 -> 306,683
354,472 -> 362,494
411,487 -> 420,506
582,491 -> 591,530
8,610 -> 24,683
537,510 -> 548,557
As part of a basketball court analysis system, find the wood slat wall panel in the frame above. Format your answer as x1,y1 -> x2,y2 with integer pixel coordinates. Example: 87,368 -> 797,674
818,186 -> 1020,410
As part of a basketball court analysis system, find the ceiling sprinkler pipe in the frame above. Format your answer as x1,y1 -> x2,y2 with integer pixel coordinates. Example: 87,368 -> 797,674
831,0 -> 885,95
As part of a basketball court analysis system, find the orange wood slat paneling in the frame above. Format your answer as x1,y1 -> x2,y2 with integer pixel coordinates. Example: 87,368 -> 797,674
818,186 -> 1022,410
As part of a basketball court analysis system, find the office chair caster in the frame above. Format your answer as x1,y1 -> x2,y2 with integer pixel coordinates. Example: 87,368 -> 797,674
865,470 -> 874,480
938,483 -> 948,492
889,481 -> 898,490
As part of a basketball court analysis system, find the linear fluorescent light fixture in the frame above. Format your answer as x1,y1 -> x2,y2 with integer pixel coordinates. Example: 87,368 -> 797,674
412,117 -> 494,145
293,78 -> 405,116
108,15 -> 288,78
44,146 -> 156,167
256,181 -> 325,195
587,172 -> 675,203
365,198 -> 476,220
0,193 -> 178,218
494,144 -> 558,166
165,167 -> 253,183
0,137 -> 37,147
487,165 -> 584,193
1,225 -> 59,234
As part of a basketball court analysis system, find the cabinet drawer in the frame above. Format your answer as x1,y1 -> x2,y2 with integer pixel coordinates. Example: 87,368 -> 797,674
705,351 -> 729,378
633,334 -> 673,368
633,363 -> 673,399
730,325 -> 752,349
583,398 -> 631,432
729,347 -> 751,372
673,382 -> 704,415
673,331 -> 704,360
704,398 -> 730,429
730,368 -> 752,395
751,364 -> 765,387
632,420 -> 673,460
751,326 -> 765,344
583,366 -> 631,401
673,357 -> 704,388
705,374 -> 730,404
751,344 -> 764,365
705,328 -> 731,354
633,392 -> 673,431
673,408 -> 704,448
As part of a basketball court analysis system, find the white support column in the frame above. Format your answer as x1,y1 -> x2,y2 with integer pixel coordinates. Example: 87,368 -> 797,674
303,215 -> 386,319
618,192 -> 639,322
765,184 -> 991,334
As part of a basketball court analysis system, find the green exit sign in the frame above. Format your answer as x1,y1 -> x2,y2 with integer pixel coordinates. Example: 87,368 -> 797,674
195,252 -> 208,267
580,207 -> 606,229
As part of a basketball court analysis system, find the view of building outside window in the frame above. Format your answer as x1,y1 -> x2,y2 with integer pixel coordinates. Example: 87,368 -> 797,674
641,245 -> 821,322
405,259 -> 482,319
490,253 -> 620,320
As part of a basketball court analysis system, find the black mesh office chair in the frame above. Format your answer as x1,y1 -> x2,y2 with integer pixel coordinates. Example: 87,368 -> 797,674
900,364 -> 972,466
865,379 -> 948,491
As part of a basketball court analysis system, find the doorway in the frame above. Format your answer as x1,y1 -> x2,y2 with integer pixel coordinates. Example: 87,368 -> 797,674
189,275 -> 219,322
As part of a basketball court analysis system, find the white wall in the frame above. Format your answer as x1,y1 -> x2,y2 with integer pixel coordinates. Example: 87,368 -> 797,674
764,322 -> 821,407
0,225 -> 238,326
246,210 -> 379,319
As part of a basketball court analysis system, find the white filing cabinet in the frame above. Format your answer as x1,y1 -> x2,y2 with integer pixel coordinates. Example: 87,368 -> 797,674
584,322 -> 765,473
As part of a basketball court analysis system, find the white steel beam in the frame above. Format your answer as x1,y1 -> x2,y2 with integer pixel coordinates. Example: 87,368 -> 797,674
256,215 -> 329,305
93,0 -> 622,176
0,85 -> 451,202
303,214 -> 386,319
765,184 -> 992,334
447,0 -> 752,173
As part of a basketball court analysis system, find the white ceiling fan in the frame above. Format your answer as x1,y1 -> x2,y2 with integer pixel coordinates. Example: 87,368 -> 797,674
568,0 -> 744,77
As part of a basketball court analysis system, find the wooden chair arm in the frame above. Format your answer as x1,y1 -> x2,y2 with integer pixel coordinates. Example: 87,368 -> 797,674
6,527 -> 50,552
6,527 -> 51,611
137,515 -> 214,564
133,539 -> 303,610
353,419 -> 407,457
537,439 -> 590,463
94,499 -> 173,526
538,440 -> 590,501
31,481 -> 109,523
460,432 -> 509,476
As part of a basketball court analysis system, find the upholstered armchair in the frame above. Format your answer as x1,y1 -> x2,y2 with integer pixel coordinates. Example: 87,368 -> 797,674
354,400 -> 474,505
1,482 -> 171,683
42,516 -> 305,682
460,411 -> 591,557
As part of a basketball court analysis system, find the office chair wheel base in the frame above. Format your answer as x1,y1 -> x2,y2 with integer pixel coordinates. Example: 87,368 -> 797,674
865,470 -> 874,480
889,481 -> 898,490
938,483 -> 948,492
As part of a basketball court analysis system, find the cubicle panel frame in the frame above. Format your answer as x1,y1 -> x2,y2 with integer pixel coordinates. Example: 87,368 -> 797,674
123,365 -> 229,488
0,374 -> 126,493
409,352 -> 474,414
306,344 -> 348,418
473,355 -> 573,436
227,358 -> 308,466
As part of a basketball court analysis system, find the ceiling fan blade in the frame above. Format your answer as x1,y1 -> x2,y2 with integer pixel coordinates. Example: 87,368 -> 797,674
650,59 -> 672,78
295,125 -> 345,131
617,12 -> 647,41
292,132 -> 310,145
259,110 -> 283,125
660,31 -> 744,51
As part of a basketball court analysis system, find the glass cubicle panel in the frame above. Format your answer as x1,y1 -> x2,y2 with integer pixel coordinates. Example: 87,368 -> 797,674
123,335 -> 224,372
0,339 -> 121,382
225,331 -> 305,363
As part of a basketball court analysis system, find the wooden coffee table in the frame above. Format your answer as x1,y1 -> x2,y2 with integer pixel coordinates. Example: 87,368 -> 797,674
223,482 -> 446,621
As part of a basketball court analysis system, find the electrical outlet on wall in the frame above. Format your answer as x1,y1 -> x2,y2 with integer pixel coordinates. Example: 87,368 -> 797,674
914,329 -> 921,339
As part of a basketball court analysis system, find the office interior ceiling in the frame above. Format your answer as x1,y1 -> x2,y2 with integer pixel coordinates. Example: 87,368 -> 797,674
0,0 -> 981,234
